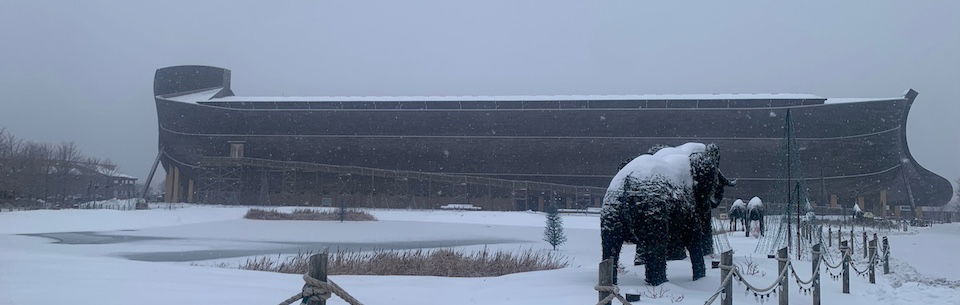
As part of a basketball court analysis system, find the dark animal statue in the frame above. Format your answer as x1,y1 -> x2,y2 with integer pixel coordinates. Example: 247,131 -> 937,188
728,199 -> 747,231
600,143 -> 735,285
744,197 -> 765,237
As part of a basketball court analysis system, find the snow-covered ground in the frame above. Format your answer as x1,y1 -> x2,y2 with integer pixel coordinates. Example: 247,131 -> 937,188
1,205 -> 957,305
887,224 -> 960,282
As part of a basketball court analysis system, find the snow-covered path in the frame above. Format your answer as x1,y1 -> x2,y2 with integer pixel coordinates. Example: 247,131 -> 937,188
887,224 -> 960,281
1,206 -> 957,305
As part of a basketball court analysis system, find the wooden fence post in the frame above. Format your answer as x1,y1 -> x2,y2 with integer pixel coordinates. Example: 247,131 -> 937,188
882,236 -> 890,274
841,241 -> 850,294
862,231 -> 868,259
305,253 -> 328,305
778,247 -> 788,305
850,229 -> 854,257
868,238 -> 877,284
819,225 -> 823,245
828,228 -> 833,247
838,226 -> 842,247
721,250 -> 733,305
598,259 -> 615,305
812,243 -> 821,305
809,224 -> 814,242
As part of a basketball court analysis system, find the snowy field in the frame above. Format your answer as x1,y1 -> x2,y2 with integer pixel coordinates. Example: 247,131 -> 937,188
1,205 -> 958,305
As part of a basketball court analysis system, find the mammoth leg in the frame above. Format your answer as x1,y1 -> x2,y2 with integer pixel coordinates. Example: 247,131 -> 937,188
700,213 -> 714,255
601,218 -> 624,284
601,233 -> 623,262
688,241 -> 706,280
642,217 -> 669,286
745,219 -> 751,237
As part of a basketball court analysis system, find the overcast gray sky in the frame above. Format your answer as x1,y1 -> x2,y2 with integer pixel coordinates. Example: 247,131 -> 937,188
1,1 -> 957,191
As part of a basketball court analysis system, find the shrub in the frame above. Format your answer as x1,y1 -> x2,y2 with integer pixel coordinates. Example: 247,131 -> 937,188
243,208 -> 376,221
239,248 -> 568,277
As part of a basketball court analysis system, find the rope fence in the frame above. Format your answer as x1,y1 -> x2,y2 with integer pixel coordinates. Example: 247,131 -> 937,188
274,234 -> 890,305
278,253 -> 364,305
596,233 -> 890,305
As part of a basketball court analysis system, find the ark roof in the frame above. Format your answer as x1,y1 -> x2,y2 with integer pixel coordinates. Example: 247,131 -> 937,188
209,93 -> 824,102
159,86 -> 901,105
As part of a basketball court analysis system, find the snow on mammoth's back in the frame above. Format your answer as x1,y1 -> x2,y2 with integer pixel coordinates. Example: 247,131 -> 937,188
605,142 -> 706,195
732,199 -> 746,209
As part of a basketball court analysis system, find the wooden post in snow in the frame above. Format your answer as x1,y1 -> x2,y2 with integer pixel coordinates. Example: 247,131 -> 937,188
862,231 -> 868,259
841,241 -> 850,294
598,259 -> 615,305
721,250 -> 733,305
882,236 -> 890,274
828,227 -> 832,247
305,253 -> 329,305
838,226 -> 842,247
778,247 -> 789,305
850,229 -> 855,257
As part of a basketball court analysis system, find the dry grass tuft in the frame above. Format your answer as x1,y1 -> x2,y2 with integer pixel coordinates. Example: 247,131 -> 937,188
737,256 -> 766,277
240,248 -> 568,277
244,208 -> 376,221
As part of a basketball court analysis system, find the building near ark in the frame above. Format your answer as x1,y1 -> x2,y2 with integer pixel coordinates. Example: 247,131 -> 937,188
150,65 -> 951,218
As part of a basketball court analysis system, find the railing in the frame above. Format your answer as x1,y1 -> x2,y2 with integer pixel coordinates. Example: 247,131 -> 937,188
275,235 -> 891,305
200,156 -> 607,197
596,234 -> 890,305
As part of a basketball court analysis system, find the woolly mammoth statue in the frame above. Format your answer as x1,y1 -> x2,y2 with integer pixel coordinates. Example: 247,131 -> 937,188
744,197 -> 765,237
600,143 -> 735,285
729,199 -> 747,231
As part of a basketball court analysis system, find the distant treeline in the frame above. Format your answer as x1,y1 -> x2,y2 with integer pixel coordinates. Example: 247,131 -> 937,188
0,128 -> 128,207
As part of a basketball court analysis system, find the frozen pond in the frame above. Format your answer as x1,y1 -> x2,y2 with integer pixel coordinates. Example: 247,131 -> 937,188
24,231 -> 172,244
24,230 -> 523,262
121,239 -> 522,262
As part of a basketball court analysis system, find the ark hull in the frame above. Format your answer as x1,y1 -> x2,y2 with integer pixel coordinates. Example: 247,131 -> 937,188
153,65 -> 952,216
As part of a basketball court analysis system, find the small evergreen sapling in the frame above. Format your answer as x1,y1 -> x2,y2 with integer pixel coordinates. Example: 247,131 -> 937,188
543,202 -> 567,250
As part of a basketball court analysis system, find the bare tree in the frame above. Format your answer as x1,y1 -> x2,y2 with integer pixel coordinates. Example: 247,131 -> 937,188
0,128 -> 16,158
0,128 -> 15,202
53,142 -> 83,204
1,129 -> 130,207
13,142 -> 52,200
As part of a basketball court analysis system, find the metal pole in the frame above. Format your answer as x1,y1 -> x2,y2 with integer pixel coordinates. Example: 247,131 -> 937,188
141,151 -> 163,200
721,250 -> 733,305
869,238 -> 877,284
812,243 -> 821,305
797,183 -> 802,260
778,247 -> 789,305
786,110 -> 793,257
